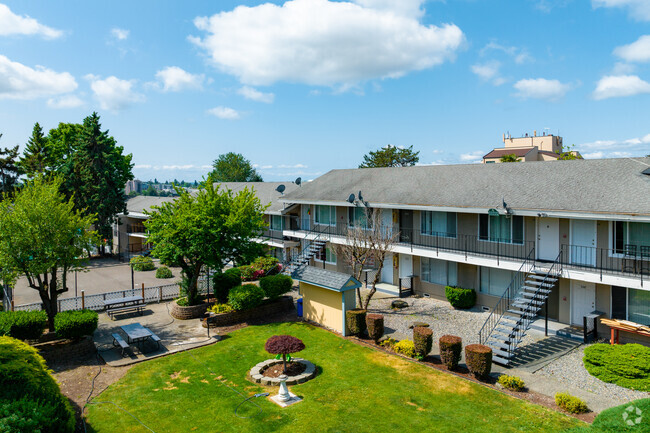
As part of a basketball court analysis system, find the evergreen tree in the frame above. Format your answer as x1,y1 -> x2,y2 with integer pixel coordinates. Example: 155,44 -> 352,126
0,134 -> 20,196
359,145 -> 420,168
19,122 -> 51,178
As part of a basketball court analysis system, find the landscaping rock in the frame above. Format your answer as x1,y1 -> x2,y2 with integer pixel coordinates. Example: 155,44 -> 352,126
391,300 -> 409,309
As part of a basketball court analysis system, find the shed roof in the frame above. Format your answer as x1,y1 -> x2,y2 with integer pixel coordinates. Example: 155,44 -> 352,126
292,266 -> 361,292
483,148 -> 535,159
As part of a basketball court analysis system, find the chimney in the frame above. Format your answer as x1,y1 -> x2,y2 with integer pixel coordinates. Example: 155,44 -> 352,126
534,130 -> 537,137
503,133 -> 505,143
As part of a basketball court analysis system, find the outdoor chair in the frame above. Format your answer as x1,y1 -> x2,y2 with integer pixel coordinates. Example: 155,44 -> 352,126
622,244 -> 636,273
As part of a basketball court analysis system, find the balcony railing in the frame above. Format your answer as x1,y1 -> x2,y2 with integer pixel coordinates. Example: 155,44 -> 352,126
260,228 -> 285,241
560,244 -> 648,285
126,223 -> 147,234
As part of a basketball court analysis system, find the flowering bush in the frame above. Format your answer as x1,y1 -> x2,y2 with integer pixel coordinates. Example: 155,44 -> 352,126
394,340 -> 416,358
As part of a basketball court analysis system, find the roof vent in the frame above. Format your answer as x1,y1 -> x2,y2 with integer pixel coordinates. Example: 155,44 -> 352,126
643,168 -> 650,176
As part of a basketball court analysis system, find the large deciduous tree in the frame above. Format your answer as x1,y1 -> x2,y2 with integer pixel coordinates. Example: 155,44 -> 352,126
145,183 -> 267,305
208,152 -> 263,182
359,144 -> 419,168
0,177 -> 97,331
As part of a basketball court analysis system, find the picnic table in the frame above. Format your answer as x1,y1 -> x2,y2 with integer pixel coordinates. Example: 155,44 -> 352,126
111,323 -> 162,357
104,295 -> 145,319
600,318 -> 650,344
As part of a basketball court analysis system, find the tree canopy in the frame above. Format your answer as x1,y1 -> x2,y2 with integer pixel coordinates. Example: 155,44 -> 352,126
144,183 -> 267,305
0,135 -> 20,197
556,144 -> 582,160
207,152 -> 263,182
19,123 -> 51,178
359,145 -> 420,168
499,154 -> 520,163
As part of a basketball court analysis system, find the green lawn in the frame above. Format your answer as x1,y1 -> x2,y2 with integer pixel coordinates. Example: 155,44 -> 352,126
87,322 -> 585,433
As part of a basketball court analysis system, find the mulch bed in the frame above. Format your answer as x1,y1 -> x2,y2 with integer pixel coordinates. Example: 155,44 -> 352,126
261,361 -> 307,378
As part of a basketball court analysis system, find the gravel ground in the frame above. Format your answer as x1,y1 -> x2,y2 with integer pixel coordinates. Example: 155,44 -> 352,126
535,343 -> 649,402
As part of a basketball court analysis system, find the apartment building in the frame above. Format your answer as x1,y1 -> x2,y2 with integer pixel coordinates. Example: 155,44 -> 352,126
483,132 -> 580,163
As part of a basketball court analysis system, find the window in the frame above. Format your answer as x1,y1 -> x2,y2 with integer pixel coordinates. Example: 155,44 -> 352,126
421,211 -> 457,237
613,221 -> 650,253
479,267 -> 515,296
270,215 -> 283,231
315,246 -> 336,264
479,214 -> 523,244
611,286 -> 626,320
349,207 -> 372,228
421,258 -> 457,286
315,205 -> 336,226
628,288 -> 650,326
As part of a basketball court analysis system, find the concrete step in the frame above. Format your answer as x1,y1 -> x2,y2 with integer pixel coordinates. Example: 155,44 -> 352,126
492,348 -> 514,359
522,286 -> 552,294
502,315 -> 522,324
525,280 -> 556,288
491,334 -> 522,345
507,309 -> 537,318
487,341 -> 511,351
492,355 -> 511,366
529,274 -> 558,282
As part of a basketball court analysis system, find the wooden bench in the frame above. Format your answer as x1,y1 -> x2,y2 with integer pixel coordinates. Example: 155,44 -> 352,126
143,327 -> 161,351
107,304 -> 144,320
112,333 -> 130,357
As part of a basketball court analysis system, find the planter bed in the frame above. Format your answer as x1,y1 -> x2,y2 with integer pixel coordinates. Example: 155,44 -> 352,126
32,335 -> 96,363
248,358 -> 316,386
202,296 -> 294,328
170,300 -> 212,320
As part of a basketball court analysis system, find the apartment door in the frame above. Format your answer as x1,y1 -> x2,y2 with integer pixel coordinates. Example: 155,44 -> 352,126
570,220 -> 596,266
537,218 -> 560,261
381,254 -> 393,284
302,205 -> 310,231
381,209 -> 393,236
399,210 -> 413,243
571,281 -> 596,326
399,254 -> 413,278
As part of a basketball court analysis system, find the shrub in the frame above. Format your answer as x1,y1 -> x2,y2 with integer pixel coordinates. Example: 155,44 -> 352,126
413,326 -> 433,357
497,375 -> 525,391
465,344 -> 493,380
366,314 -> 384,342
439,335 -> 462,370
265,335 -> 305,373
589,397 -> 650,431
251,256 -> 281,275
238,265 -> 254,281
0,311 -> 47,340
155,266 -> 173,279
380,337 -> 397,350
0,337 -> 75,432
583,343 -> 650,391
555,393 -> 589,414
213,268 -> 242,304
208,303 -> 234,314
259,274 -> 293,300
54,310 -> 98,340
346,309 -> 367,336
228,284 -> 265,311
130,255 -> 155,271
445,286 -> 476,309
394,340 -> 416,358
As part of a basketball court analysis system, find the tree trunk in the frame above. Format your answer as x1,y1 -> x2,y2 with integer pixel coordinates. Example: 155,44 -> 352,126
282,353 -> 287,374
186,262 -> 203,305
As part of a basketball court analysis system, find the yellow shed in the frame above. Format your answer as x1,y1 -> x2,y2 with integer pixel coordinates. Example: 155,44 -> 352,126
294,266 -> 361,336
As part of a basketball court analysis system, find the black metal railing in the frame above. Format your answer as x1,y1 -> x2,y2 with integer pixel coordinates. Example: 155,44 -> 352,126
560,244 -> 647,286
126,223 -> 147,234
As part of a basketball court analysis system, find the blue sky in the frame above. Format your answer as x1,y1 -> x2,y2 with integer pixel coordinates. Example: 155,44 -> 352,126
0,0 -> 649,182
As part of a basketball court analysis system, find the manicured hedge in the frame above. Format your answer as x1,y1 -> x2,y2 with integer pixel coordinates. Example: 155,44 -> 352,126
366,314 -> 384,342
155,266 -> 173,279
0,336 -> 75,432
439,335 -> 462,370
583,343 -> 650,391
413,326 -> 433,357
465,344 -> 492,380
214,268 -> 242,304
588,397 -> 649,431
259,274 -> 293,300
54,310 -> 98,340
130,255 -> 155,271
0,311 -> 47,340
445,286 -> 476,309
346,309 -> 367,336
555,393 -> 588,414
228,284 -> 265,311
497,375 -> 525,391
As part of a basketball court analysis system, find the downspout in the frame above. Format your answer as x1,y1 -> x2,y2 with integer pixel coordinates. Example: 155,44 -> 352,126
341,290 -> 347,337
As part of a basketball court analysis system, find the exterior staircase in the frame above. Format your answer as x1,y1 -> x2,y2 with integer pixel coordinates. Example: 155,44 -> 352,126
479,251 -> 562,366
283,236 -> 327,275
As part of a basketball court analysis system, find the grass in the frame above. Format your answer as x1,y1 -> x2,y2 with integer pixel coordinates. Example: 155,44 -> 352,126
87,322 -> 585,433
583,343 -> 650,391
564,398 -> 650,432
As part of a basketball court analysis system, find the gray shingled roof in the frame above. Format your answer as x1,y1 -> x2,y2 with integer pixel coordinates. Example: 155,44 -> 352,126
281,157 -> 650,217
292,266 -> 361,292
126,196 -> 177,214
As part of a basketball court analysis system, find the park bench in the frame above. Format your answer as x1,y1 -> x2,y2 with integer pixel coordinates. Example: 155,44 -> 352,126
143,327 -> 162,350
105,295 -> 145,320
112,333 -> 130,357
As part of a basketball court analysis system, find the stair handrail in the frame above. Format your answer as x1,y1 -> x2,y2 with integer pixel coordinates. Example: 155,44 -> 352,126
279,217 -> 332,275
478,248 -> 535,345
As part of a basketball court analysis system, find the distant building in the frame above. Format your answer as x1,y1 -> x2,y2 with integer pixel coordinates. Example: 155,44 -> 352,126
483,132 -> 580,163
125,179 -> 142,194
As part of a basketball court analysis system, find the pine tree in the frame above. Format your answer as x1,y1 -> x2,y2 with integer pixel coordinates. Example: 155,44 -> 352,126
19,122 -> 51,178
0,134 -> 20,197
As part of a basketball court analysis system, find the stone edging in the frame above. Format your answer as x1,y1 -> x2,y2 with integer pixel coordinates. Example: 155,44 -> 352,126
249,358 -> 316,386
170,301 -> 211,320
33,335 -> 96,363
202,296 -> 294,327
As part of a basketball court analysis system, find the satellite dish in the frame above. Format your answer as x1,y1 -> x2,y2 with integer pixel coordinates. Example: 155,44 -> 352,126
276,184 -> 286,194
295,177 -> 302,186
347,193 -> 355,204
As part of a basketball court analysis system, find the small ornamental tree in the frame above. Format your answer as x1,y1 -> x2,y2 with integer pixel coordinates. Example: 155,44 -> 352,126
264,335 -> 305,374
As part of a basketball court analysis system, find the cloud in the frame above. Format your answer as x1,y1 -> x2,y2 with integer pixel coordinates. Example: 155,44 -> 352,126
583,151 -> 604,158
277,164 -> 307,168
352,0 -> 425,18
593,75 -> 650,99
513,78 -> 571,100
85,74 -> 145,111
614,35 -> 650,63
134,164 -> 152,169
207,106 -> 241,120
152,66 -> 205,92
0,3 -> 62,39
459,150 -> 485,163
471,61 -> 506,86
0,55 -> 77,99
110,28 -> 129,40
480,41 -> 531,64
237,86 -> 275,103
190,0 -> 465,87
577,133 -> 650,158
46,94 -> 84,109
592,0 -> 650,21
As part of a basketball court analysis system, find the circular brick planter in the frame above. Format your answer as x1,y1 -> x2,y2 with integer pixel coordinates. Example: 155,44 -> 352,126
249,358 -> 316,386
170,300 -> 211,320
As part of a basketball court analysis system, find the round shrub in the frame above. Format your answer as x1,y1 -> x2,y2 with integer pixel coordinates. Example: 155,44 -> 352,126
583,343 -> 650,391
130,255 -> 155,271
252,256 -> 281,275
0,336 -> 75,432
345,309 -> 367,336
238,265 -> 254,281
54,310 -> 98,340
394,339 -> 416,358
589,397 -> 649,431
366,314 -> 384,342
0,311 -> 47,340
227,284 -> 265,311
445,286 -> 476,309
497,374 -> 525,391
413,326 -> 433,357
155,266 -> 173,279
465,344 -> 493,380
555,392 -> 589,414
439,335 -> 462,370
213,268 -> 242,304
259,274 -> 293,300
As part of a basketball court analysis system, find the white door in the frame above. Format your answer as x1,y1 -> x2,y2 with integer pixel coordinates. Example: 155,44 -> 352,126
399,254 -> 413,278
537,218 -> 560,261
381,209 -> 393,236
571,281 -> 596,325
571,220 -> 596,266
381,254 -> 393,284
302,205 -> 310,230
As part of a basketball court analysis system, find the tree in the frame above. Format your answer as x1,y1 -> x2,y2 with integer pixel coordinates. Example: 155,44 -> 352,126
556,144 -> 582,160
19,123 -> 52,178
359,144 -> 419,168
145,183 -> 267,305
207,152 -> 263,182
499,154 -> 520,162
264,335 -> 305,374
0,135 -> 20,196
0,177 -> 97,331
